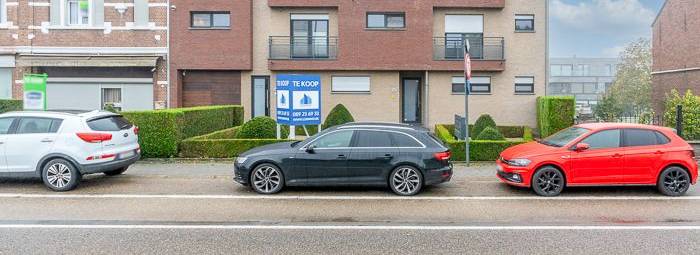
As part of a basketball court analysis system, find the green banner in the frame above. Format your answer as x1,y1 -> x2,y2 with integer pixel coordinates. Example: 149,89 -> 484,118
23,73 -> 48,110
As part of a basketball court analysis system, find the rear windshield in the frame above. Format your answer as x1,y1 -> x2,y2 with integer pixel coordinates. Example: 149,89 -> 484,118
87,116 -> 133,131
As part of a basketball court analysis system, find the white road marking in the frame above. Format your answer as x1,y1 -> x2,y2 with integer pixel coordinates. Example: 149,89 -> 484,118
0,224 -> 699,230
0,193 -> 698,200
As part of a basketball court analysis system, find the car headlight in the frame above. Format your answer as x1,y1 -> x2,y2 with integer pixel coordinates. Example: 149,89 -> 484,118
506,158 -> 531,167
236,157 -> 248,164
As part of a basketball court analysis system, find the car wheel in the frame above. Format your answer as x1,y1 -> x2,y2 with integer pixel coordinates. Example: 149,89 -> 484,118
658,166 -> 690,196
250,163 -> 284,194
42,159 -> 81,192
104,167 -> 128,176
389,166 -> 423,196
532,166 -> 565,197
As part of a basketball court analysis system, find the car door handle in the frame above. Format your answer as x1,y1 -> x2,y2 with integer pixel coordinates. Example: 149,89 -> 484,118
40,138 -> 54,143
383,154 -> 393,159
337,154 -> 347,159
612,153 -> 622,158
654,150 -> 664,154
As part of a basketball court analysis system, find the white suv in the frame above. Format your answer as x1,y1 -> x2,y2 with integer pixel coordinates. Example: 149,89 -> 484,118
0,110 -> 140,191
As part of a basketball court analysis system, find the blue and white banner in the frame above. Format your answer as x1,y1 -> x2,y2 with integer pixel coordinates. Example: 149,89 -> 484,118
275,74 -> 322,126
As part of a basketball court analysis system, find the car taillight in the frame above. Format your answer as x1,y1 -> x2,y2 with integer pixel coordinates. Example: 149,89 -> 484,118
689,150 -> 696,159
134,126 -> 139,135
76,133 -> 112,143
434,151 -> 451,161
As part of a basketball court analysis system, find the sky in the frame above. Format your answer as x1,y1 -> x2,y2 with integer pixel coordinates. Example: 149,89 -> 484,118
549,0 -> 665,58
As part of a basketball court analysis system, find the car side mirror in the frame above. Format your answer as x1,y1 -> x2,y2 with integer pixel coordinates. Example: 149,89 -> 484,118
305,145 -> 316,153
574,143 -> 590,152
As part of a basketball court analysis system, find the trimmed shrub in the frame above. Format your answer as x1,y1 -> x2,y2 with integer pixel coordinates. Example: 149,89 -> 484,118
476,127 -> 506,141
236,116 -> 289,139
178,105 -> 243,139
434,124 -> 526,161
121,110 -> 184,158
0,99 -> 22,114
180,138 -> 293,158
467,124 -> 523,138
537,96 -> 575,137
471,114 -> 497,139
322,104 -> 354,129
523,126 -> 535,142
197,127 -> 238,140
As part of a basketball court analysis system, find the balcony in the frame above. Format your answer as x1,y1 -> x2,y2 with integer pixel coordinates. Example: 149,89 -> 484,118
433,37 -> 504,61
269,36 -> 338,60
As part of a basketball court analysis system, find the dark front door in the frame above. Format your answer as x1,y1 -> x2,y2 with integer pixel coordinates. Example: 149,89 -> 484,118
346,130 -> 399,184
401,78 -> 421,124
251,76 -> 269,117
297,130 -> 355,184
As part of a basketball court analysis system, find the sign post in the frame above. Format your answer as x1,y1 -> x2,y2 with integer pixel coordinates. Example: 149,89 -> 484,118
464,42 -> 471,166
275,74 -> 322,139
23,73 -> 48,111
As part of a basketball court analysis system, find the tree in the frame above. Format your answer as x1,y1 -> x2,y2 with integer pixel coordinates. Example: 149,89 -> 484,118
605,38 -> 652,114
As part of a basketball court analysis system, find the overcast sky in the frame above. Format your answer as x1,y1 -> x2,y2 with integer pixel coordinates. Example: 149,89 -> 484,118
549,0 -> 665,58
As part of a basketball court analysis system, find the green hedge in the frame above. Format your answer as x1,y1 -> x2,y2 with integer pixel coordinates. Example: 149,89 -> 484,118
537,96 -> 575,137
435,124 -> 526,161
180,136 -> 293,158
0,99 -> 22,114
121,111 -> 184,158
197,127 -> 238,140
122,105 -> 243,158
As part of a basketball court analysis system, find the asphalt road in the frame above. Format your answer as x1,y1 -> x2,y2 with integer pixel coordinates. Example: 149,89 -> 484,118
0,161 -> 699,254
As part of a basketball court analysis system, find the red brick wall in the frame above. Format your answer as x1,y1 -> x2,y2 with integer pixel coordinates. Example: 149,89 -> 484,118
651,0 -> 700,112
169,0 -> 253,107
267,0 -> 505,71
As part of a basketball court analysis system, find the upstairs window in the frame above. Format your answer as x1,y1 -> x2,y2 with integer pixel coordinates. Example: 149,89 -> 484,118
67,0 -> 90,26
191,12 -> 231,28
515,14 -> 534,32
367,13 -> 405,29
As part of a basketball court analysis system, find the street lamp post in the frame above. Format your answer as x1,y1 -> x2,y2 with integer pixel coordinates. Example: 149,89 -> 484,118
464,42 -> 471,166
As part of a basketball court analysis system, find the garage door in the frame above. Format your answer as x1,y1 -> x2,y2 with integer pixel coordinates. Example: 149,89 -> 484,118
47,81 -> 154,111
182,71 -> 241,107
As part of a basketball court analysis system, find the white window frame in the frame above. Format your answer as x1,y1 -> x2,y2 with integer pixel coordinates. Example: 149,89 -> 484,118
331,76 -> 371,93
63,0 -> 92,26
514,14 -> 535,32
0,0 -> 7,25
514,76 -> 535,94
452,76 -> 491,95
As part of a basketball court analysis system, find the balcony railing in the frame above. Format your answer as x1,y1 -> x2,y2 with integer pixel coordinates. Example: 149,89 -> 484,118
269,36 -> 338,60
433,37 -> 504,60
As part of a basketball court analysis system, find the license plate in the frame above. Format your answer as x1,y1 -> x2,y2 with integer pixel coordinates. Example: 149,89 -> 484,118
120,151 -> 135,158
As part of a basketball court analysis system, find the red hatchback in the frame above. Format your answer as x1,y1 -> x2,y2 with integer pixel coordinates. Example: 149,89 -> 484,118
497,123 -> 698,196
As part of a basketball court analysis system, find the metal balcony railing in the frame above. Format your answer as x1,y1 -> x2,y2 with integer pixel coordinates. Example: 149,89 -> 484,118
433,37 -> 504,60
269,36 -> 338,60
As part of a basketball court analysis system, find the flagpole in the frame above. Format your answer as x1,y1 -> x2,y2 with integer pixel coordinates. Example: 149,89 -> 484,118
464,42 -> 470,166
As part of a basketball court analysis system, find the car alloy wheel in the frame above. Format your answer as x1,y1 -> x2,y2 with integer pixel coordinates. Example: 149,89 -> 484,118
533,167 -> 564,196
390,166 -> 423,196
659,167 -> 690,196
41,159 -> 81,192
251,164 -> 284,194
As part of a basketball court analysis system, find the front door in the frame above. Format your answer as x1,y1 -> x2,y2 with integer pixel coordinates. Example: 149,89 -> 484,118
296,130 -> 355,184
401,78 -> 421,124
570,129 -> 623,184
252,76 -> 269,117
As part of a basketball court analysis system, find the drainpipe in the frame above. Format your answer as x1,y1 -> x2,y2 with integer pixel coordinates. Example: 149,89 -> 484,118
165,0 -> 171,108
544,0 -> 550,96
424,71 -> 429,128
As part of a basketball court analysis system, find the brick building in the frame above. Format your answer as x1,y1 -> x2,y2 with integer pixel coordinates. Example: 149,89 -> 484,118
651,0 -> 700,113
171,0 -> 548,128
0,0 -> 168,111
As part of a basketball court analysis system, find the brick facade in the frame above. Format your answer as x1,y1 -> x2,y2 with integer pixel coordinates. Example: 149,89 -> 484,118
651,0 -> 700,113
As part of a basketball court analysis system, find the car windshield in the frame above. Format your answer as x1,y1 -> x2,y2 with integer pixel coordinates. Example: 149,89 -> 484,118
539,127 -> 589,147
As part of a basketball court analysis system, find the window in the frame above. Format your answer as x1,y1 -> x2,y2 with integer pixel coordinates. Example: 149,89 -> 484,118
367,13 -> 405,28
290,15 -> 329,58
571,83 -> 584,94
550,65 -> 573,76
355,130 -> 393,147
580,129 -> 620,150
0,0 -> 5,24
67,0 -> 90,26
16,118 -> 62,134
583,83 -> 596,94
514,76 -> 535,94
332,76 -> 370,93
452,76 -> 490,94
444,15 -> 484,59
191,12 -> 230,28
87,116 -> 133,131
0,117 -> 14,134
541,127 -> 589,147
102,88 -> 122,111
575,64 -> 590,76
623,129 -> 669,147
515,15 -> 534,32
311,130 -> 354,148
390,133 -> 423,147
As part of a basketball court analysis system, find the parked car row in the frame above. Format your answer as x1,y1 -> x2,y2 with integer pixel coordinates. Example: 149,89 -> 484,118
0,111 -> 696,197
